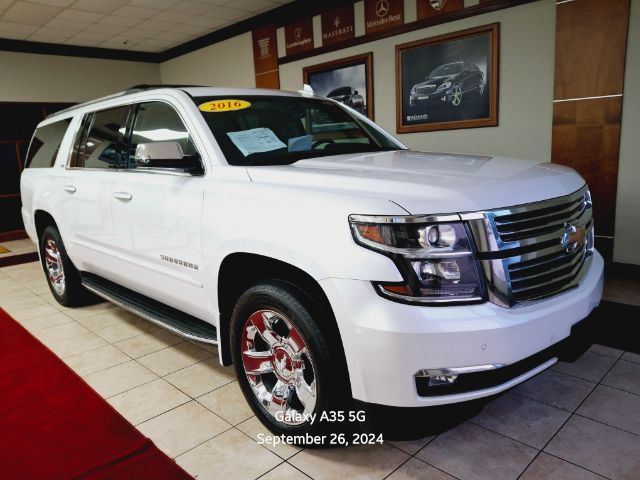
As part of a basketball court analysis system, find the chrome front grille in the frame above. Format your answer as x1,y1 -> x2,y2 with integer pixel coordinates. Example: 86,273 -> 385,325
494,193 -> 588,243
508,246 -> 588,303
415,85 -> 436,95
462,185 -> 594,308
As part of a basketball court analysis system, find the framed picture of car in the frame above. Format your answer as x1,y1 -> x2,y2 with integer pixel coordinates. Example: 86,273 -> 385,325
395,23 -> 499,133
303,52 -> 374,120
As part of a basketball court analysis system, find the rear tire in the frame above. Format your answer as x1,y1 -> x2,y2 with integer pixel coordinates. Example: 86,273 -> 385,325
40,225 -> 93,307
230,280 -> 353,444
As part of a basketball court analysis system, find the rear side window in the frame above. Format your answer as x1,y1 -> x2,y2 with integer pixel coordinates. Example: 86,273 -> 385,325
73,106 -> 129,169
25,119 -> 71,168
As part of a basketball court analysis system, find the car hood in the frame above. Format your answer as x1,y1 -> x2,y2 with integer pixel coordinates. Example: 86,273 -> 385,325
246,150 -> 585,214
414,75 -> 456,88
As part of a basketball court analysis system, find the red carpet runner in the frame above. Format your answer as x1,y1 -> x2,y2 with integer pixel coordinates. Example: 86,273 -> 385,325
0,308 -> 192,479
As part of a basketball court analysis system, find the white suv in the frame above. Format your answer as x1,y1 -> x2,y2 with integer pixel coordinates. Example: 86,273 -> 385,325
21,85 -> 603,438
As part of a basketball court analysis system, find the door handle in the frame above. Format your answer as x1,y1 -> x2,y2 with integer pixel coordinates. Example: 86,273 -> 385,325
113,192 -> 133,201
63,185 -> 76,193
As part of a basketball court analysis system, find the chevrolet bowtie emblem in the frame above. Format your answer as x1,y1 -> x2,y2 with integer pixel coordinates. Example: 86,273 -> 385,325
561,223 -> 586,252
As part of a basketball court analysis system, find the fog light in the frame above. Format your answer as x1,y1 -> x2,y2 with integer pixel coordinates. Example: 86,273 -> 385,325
415,369 -> 459,386
427,374 -> 458,386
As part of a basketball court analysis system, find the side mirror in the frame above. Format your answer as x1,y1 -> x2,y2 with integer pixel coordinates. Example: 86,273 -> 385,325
353,90 -> 359,95
135,142 -> 202,174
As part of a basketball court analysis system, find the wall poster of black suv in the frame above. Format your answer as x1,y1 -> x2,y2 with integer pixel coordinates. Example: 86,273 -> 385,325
303,52 -> 374,119
395,23 -> 499,133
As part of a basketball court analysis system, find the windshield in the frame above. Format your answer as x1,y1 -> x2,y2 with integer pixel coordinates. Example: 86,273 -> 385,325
429,63 -> 462,78
193,95 -> 402,166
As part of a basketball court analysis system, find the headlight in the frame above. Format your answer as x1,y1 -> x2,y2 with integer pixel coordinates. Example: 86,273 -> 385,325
349,215 -> 485,304
410,86 -> 417,95
437,81 -> 451,90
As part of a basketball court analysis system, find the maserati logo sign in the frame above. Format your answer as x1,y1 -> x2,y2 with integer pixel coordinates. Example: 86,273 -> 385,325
322,6 -> 354,44
430,0 -> 448,11
376,0 -> 390,18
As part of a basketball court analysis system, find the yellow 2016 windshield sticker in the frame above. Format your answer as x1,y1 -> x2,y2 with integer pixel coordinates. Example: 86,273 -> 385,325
198,99 -> 251,112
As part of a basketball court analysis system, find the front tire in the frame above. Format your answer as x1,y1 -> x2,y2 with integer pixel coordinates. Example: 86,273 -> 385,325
451,84 -> 463,106
230,280 -> 352,442
40,226 -> 92,307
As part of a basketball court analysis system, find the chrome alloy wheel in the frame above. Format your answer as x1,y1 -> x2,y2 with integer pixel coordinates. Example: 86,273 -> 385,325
240,309 -> 317,425
451,84 -> 463,106
44,238 -> 65,296
451,85 -> 462,107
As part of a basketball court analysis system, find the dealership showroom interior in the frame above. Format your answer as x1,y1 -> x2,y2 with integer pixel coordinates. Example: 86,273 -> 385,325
1,0 -> 639,478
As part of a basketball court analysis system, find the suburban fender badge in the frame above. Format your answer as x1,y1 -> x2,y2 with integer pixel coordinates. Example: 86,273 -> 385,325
160,255 -> 199,271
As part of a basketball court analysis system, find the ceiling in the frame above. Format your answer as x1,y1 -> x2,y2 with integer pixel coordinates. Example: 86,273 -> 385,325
0,0 -> 292,52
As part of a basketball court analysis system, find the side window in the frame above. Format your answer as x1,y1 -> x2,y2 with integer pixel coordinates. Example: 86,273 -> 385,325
129,102 -> 197,168
74,106 -> 129,169
25,119 -> 71,168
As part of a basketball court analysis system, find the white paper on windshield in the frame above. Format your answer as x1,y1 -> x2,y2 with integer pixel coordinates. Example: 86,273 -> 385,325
227,128 -> 286,157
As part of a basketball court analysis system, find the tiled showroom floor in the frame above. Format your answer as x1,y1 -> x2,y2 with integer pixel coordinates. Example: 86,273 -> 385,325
1,260 -> 639,480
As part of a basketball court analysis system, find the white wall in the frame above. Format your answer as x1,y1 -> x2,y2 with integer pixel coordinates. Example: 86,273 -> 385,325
160,33 -> 255,88
614,0 -> 640,265
280,0 -> 556,162
0,51 -> 160,103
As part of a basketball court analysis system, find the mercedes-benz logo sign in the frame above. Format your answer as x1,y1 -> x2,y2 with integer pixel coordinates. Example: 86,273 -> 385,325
376,0 -> 390,18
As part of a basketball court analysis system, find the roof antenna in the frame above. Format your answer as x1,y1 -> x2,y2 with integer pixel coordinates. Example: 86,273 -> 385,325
299,84 -> 314,95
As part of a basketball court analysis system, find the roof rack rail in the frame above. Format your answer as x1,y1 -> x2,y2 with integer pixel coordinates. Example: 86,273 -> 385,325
125,84 -> 206,93
49,84 -> 206,118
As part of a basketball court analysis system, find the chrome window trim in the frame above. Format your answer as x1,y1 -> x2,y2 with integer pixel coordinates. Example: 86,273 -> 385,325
65,98 -> 207,176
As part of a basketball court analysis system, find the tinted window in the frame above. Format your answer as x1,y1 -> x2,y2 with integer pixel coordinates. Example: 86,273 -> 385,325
25,119 -> 71,168
76,106 -> 129,169
129,102 -> 196,168
194,96 -> 401,166
328,87 -> 352,97
429,63 -> 462,77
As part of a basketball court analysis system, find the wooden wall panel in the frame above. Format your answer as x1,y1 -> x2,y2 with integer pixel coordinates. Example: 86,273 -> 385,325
554,0 -> 630,99
255,70 -> 281,89
552,0 -> 630,261
552,97 -> 622,236
251,24 -> 280,90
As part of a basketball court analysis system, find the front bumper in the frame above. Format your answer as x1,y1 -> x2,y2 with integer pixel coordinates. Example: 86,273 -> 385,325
319,249 -> 604,407
409,91 -> 451,106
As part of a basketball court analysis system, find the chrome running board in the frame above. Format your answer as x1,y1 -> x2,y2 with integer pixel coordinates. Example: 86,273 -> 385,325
81,272 -> 218,344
